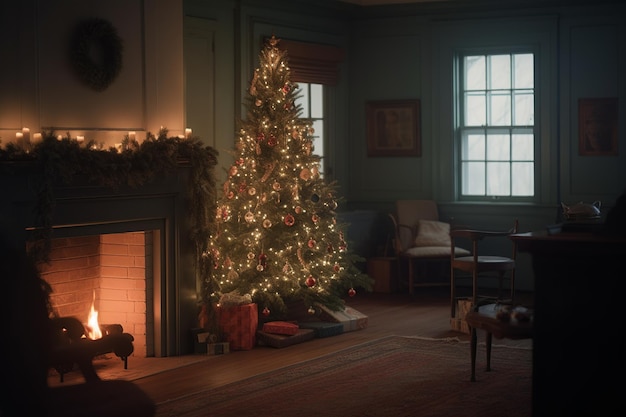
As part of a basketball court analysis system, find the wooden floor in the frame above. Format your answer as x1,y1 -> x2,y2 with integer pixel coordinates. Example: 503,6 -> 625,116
48,286 -> 533,405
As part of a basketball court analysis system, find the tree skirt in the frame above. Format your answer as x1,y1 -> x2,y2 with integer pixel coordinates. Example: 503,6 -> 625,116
156,336 -> 532,417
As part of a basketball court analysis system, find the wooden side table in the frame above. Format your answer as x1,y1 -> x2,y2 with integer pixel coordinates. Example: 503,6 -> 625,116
465,303 -> 533,382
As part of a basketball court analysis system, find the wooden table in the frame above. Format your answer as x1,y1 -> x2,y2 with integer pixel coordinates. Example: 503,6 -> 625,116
511,230 -> 626,416
465,303 -> 532,381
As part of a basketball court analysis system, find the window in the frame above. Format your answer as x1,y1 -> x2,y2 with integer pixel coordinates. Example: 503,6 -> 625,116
276,38 -> 344,180
295,82 -> 325,175
457,52 -> 535,200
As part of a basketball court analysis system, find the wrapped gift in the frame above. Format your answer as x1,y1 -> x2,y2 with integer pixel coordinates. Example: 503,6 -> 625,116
299,321 -> 343,338
207,342 -> 230,355
256,328 -> 315,348
217,303 -> 258,350
316,304 -> 368,332
262,321 -> 299,335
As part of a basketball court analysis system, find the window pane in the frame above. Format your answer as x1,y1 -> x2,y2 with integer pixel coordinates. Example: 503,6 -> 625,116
465,56 -> 485,90
486,162 -> 510,196
310,84 -> 323,118
489,93 -> 511,126
463,133 -> 485,160
512,133 -> 534,160
465,93 -> 486,126
462,162 -> 485,195
512,162 -> 534,196
514,92 -> 534,125
312,120 -> 324,158
514,54 -> 534,89
296,84 -> 310,116
486,134 -> 510,161
489,55 -> 510,90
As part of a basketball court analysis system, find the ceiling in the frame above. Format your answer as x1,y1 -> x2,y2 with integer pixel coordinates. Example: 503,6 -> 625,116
339,0 -> 452,5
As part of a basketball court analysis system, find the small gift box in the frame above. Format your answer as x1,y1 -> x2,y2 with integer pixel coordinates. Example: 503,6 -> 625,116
262,321 -> 299,336
299,321 -> 344,338
316,304 -> 368,332
256,328 -> 315,348
207,342 -> 230,355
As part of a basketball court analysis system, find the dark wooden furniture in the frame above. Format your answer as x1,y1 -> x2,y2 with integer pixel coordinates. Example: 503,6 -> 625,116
450,220 -> 518,318
511,230 -> 626,417
465,303 -> 532,381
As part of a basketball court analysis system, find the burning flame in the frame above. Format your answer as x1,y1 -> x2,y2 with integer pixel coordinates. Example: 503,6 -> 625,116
87,291 -> 102,340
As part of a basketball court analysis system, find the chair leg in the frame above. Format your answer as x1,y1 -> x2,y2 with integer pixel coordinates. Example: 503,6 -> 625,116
485,331 -> 493,372
510,270 -> 515,304
408,259 -> 414,295
472,270 -> 478,306
470,326 -> 478,382
450,266 -> 456,318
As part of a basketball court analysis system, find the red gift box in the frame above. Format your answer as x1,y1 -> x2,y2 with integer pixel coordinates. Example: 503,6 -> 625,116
217,303 -> 258,350
262,321 -> 299,335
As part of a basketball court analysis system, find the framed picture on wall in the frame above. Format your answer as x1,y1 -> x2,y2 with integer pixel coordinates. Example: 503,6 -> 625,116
366,100 -> 421,157
578,97 -> 618,156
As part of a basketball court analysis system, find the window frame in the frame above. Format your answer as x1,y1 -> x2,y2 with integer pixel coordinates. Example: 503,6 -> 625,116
454,46 -> 539,203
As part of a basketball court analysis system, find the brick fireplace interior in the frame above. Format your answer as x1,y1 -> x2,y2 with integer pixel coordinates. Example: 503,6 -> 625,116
37,231 -> 155,358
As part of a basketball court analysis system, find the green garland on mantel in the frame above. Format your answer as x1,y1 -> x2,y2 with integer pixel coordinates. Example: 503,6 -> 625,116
0,128 -> 219,303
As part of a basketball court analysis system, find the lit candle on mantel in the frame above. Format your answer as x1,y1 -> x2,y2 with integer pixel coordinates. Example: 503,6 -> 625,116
22,127 -> 30,144
16,132 -> 23,146
128,131 -> 136,141
76,135 -> 84,143
32,132 -> 42,144
185,128 -> 192,139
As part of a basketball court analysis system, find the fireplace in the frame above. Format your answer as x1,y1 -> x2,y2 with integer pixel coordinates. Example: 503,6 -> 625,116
39,232 -> 152,357
1,169 -> 200,357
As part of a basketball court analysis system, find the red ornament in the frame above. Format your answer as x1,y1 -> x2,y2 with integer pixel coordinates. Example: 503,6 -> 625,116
262,307 -> 270,316
348,288 -> 356,297
267,134 -> 277,147
305,275 -> 316,287
284,214 -> 295,226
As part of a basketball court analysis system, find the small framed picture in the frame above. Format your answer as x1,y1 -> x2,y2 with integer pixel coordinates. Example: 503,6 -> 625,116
366,100 -> 421,157
578,97 -> 618,156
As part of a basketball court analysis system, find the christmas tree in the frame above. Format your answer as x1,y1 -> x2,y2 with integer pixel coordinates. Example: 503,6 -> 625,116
203,35 -> 372,322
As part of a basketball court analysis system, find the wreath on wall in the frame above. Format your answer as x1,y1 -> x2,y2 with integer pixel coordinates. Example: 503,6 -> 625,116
69,18 -> 124,92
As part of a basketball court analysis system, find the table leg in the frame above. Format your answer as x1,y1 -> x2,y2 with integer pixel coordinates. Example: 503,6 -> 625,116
470,326 -> 477,382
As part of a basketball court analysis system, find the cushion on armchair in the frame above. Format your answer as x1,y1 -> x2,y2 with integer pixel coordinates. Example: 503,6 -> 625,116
414,220 -> 451,247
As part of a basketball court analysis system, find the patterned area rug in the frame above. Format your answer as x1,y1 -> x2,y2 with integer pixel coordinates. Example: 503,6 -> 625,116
156,336 -> 532,417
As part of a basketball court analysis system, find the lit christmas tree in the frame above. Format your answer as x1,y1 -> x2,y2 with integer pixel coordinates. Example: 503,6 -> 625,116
203,35 -> 372,321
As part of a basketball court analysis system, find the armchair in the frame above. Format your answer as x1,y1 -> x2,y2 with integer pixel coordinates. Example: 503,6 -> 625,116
388,200 -> 470,294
